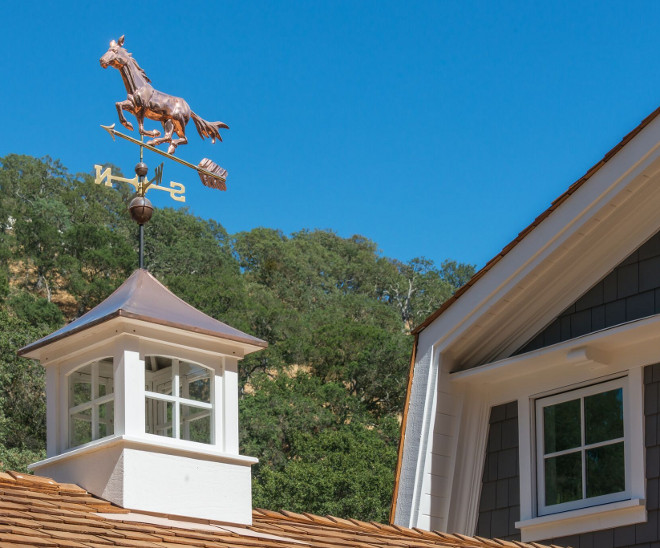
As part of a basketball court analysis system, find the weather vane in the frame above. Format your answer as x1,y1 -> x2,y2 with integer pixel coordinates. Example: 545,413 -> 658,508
95,35 -> 229,269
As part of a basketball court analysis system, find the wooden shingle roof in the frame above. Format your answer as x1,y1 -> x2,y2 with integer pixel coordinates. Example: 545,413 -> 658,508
0,471 -> 552,548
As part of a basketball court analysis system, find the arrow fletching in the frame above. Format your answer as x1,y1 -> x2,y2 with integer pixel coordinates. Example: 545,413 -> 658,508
197,158 -> 227,191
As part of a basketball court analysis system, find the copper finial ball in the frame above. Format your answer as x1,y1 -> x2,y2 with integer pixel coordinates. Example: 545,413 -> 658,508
129,196 -> 154,225
135,162 -> 148,177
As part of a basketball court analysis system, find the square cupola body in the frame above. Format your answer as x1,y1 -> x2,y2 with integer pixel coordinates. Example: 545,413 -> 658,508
19,269 -> 267,525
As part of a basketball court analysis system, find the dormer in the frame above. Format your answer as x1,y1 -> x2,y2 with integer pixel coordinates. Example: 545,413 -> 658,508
19,269 -> 267,525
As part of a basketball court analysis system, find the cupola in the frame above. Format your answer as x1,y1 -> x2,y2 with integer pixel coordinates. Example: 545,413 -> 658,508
19,269 -> 267,525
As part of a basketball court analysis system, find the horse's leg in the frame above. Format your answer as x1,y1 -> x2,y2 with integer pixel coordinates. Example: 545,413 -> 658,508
167,119 -> 188,155
116,99 -> 135,131
136,110 -> 160,139
147,119 -> 174,148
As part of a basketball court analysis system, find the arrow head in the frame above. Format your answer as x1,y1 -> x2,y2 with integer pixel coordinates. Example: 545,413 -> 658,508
100,124 -> 117,142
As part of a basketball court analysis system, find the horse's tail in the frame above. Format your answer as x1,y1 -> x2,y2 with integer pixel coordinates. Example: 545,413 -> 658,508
191,111 -> 229,143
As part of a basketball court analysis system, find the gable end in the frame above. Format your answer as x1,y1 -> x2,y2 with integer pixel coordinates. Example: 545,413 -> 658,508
516,229 -> 660,355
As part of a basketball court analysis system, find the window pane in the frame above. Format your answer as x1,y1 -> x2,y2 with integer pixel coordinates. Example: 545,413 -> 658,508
585,389 -> 623,445
97,359 -> 114,397
586,442 -> 625,498
180,404 -> 211,444
70,408 -> 92,447
145,397 -> 174,438
70,364 -> 92,406
180,362 -> 211,403
544,399 -> 581,454
545,451 -> 582,506
98,401 -> 114,438
144,356 -> 173,395
155,380 -> 172,396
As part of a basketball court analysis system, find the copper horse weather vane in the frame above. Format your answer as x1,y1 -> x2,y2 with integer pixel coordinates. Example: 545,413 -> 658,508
96,35 -> 231,269
98,35 -> 228,191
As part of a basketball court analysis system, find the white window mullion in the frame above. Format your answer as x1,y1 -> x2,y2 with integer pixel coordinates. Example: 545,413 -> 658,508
210,361 -> 218,446
91,362 -> 99,441
581,396 -> 586,501
172,359 -> 180,439
181,369 -> 190,440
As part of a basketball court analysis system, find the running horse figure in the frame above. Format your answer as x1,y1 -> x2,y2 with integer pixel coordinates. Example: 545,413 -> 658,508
100,36 -> 228,155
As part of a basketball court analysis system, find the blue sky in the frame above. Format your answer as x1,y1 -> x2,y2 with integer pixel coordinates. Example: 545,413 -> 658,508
2,1 -> 660,268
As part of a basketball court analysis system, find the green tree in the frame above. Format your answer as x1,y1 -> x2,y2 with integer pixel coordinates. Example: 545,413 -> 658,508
0,309 -> 49,471
244,373 -> 399,522
0,154 -> 478,522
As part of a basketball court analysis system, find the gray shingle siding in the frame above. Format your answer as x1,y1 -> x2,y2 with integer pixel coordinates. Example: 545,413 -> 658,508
476,401 -> 520,541
516,231 -> 660,355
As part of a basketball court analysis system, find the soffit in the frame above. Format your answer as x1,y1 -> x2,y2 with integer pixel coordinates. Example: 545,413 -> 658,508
19,269 -> 267,357
418,109 -> 660,370
0,470 -> 552,547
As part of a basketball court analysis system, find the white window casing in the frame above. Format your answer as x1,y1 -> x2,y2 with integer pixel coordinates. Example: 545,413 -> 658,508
535,377 -> 628,516
516,366 -> 646,541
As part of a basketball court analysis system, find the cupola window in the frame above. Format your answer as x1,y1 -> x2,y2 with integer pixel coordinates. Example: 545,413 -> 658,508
68,358 -> 114,448
144,356 -> 213,444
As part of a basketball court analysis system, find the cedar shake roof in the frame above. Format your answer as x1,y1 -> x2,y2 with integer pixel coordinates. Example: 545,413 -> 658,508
412,105 -> 660,335
18,269 -> 267,356
0,471 -> 552,548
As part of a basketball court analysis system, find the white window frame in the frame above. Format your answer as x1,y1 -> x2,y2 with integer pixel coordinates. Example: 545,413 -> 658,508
534,377 -> 629,516
515,366 -> 646,542
144,357 -> 215,444
68,358 -> 115,448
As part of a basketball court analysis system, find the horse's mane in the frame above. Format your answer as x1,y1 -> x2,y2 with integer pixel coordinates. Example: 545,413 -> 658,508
128,55 -> 151,84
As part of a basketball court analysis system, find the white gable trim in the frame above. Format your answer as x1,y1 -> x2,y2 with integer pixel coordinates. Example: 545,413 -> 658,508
421,116 -> 660,370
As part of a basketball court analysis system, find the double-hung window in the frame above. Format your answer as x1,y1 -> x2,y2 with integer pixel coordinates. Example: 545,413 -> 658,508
535,377 -> 628,516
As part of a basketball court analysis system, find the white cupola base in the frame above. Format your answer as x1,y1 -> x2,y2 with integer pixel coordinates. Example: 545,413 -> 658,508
31,437 -> 256,524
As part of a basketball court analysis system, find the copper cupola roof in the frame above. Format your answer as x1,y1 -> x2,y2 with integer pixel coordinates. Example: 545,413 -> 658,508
19,269 -> 267,355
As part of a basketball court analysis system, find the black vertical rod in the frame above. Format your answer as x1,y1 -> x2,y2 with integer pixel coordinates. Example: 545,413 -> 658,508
139,224 -> 145,269
138,140 -> 145,269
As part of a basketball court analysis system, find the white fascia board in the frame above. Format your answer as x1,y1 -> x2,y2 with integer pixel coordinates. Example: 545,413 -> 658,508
29,317 -> 260,366
451,313 -> 660,391
420,116 -> 660,368
400,299 -> 660,534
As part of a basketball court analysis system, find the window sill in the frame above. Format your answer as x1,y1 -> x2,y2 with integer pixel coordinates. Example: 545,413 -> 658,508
30,434 -> 258,471
515,498 -> 646,542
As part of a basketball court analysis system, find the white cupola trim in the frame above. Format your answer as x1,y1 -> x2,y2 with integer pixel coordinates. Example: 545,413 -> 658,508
19,269 -> 266,525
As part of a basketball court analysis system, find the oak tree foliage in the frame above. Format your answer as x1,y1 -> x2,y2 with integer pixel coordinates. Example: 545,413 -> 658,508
0,154 -> 475,522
